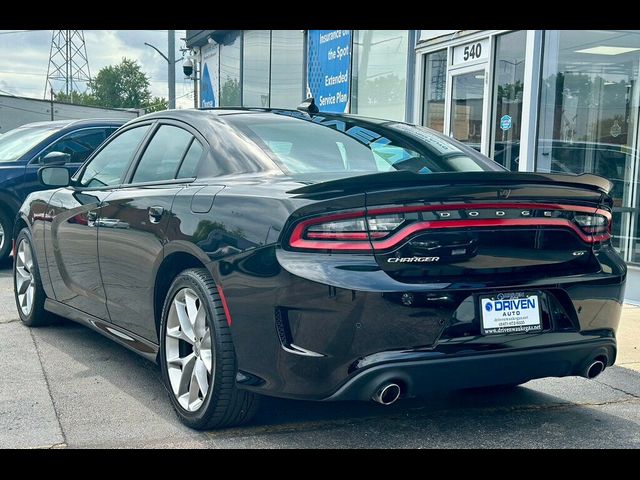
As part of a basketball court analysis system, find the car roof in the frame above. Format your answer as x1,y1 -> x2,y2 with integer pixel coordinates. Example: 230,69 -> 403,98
126,107 -> 398,131
17,117 -> 130,130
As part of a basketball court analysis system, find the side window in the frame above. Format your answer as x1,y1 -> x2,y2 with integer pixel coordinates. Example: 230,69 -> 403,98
38,128 -> 108,165
79,125 -> 151,188
131,125 -> 194,183
177,140 -> 204,178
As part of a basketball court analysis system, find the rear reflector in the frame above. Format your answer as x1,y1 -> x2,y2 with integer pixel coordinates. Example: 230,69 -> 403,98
216,285 -> 232,326
287,203 -> 612,252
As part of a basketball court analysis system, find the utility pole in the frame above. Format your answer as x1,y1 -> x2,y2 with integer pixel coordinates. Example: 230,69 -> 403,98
168,30 -> 176,109
50,89 -> 54,121
144,33 -> 177,110
193,58 -> 199,109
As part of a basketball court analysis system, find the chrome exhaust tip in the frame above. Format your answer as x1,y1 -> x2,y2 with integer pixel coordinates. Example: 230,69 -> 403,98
583,359 -> 606,379
372,383 -> 401,405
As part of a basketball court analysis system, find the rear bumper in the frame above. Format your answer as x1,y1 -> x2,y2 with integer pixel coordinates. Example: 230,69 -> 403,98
324,337 -> 616,401
219,245 -> 625,401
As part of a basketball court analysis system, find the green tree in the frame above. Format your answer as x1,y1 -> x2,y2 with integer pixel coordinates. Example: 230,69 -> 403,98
48,58 -> 167,112
146,96 -> 168,113
53,90 -> 96,106
89,58 -> 150,108
220,78 -> 241,107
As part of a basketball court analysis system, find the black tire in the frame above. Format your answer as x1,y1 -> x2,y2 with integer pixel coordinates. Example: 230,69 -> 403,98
0,209 -> 12,263
13,228 -> 55,327
159,268 -> 259,430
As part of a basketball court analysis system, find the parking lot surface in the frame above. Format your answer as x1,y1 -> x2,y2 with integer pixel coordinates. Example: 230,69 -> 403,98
1,260 -> 639,448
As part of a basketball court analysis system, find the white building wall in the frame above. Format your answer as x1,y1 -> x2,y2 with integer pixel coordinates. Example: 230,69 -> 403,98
0,95 -> 141,134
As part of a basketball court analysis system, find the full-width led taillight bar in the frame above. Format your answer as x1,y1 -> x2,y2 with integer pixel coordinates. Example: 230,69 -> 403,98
287,203 -> 612,252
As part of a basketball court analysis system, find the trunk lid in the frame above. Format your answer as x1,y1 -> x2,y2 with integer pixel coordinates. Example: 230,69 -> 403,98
288,171 -> 612,283
361,173 -> 611,283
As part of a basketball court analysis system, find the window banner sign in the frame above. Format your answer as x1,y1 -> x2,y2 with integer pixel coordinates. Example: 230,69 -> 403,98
200,44 -> 219,108
307,30 -> 351,113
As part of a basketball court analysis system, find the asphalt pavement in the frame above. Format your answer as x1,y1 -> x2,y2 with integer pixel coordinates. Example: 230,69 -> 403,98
1,259 -> 639,448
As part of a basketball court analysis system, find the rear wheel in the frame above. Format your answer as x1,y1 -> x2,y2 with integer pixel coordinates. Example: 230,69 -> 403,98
14,228 -> 54,327
0,209 -> 12,263
159,268 -> 259,430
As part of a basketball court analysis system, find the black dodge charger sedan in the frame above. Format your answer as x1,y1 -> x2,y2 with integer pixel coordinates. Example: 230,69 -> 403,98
13,104 -> 626,429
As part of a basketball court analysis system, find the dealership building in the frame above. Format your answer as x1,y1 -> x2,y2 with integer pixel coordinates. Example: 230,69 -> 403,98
186,29 -> 640,302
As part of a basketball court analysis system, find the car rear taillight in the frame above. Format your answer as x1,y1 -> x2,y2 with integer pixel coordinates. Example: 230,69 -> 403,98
302,213 -> 406,240
573,213 -> 611,237
287,204 -> 612,252
289,211 -> 405,250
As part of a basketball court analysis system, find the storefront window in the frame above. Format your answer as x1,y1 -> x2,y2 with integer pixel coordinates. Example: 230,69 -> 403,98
537,30 -> 640,263
242,30 -> 271,107
270,30 -> 304,109
352,30 -> 409,121
219,32 -> 241,107
491,30 -> 526,171
422,50 -> 447,132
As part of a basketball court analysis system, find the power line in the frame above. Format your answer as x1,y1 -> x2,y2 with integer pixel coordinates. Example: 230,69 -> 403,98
0,70 -> 47,77
0,102 -> 57,116
0,88 -> 18,96
0,30 -> 41,35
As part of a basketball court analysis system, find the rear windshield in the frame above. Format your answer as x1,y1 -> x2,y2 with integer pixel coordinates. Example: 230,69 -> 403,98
225,111 -> 503,175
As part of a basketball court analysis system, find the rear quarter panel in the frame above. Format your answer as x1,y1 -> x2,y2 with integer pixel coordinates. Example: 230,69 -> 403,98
17,188 -> 61,299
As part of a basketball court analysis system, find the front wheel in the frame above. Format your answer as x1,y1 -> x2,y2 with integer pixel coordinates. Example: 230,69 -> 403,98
14,228 -> 54,327
159,268 -> 259,430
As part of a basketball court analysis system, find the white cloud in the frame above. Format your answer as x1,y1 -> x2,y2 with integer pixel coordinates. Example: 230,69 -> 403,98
0,29 -> 190,105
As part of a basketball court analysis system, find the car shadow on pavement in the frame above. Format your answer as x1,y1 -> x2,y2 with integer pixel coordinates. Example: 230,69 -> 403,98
252,385 -> 562,428
27,314 -> 639,448
32,320 -> 534,425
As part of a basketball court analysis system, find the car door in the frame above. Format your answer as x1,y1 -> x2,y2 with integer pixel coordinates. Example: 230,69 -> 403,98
45,124 -> 153,320
22,127 -> 114,202
97,121 -> 205,340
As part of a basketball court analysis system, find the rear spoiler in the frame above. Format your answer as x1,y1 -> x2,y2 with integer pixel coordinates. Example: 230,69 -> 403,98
287,171 -> 613,197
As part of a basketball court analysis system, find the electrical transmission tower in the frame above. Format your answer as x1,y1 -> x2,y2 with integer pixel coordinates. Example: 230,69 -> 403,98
44,30 -> 92,99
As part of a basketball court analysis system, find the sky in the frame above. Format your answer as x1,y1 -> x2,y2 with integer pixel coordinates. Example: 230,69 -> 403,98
0,29 -> 194,109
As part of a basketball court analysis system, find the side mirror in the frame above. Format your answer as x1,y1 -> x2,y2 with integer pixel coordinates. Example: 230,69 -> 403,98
41,151 -> 71,165
38,166 -> 70,187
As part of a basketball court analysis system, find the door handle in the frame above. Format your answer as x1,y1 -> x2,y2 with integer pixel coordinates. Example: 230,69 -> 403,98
149,206 -> 164,224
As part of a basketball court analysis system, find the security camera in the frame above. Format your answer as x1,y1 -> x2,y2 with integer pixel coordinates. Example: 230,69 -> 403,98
207,36 -> 215,44
182,57 -> 193,78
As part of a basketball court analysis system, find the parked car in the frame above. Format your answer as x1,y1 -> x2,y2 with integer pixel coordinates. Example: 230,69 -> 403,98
13,105 -> 625,429
0,119 -> 126,261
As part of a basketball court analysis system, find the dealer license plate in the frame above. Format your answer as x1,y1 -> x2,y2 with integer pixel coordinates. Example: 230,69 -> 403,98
480,292 -> 542,335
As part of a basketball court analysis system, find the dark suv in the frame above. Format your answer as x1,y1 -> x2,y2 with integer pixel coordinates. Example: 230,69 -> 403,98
0,118 -> 126,261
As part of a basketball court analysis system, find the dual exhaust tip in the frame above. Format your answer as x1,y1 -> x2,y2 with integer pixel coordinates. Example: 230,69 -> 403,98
372,382 -> 402,405
583,358 -> 606,379
372,357 -> 607,405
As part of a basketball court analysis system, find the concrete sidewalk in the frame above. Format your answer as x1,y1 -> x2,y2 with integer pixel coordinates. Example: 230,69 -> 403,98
617,304 -> 640,372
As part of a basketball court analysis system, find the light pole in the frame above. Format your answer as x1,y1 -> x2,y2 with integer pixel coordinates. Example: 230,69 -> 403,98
144,30 -> 178,109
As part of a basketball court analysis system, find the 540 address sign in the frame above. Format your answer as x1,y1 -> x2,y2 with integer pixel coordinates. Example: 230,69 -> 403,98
453,38 -> 489,66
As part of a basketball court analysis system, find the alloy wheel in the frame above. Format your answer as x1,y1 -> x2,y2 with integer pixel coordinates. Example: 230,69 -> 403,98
165,287 -> 214,412
0,221 -> 5,253
15,239 -> 36,316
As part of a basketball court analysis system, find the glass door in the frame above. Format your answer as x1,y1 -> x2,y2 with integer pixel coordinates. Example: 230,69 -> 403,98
446,64 -> 490,154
